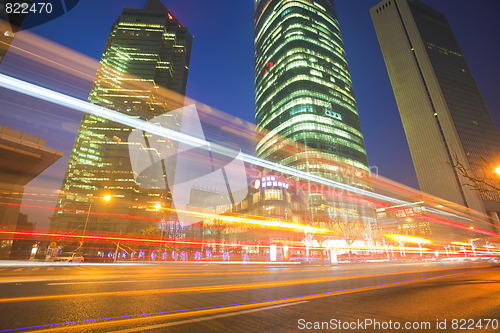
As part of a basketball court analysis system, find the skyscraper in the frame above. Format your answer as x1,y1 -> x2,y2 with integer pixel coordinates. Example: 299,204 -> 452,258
254,0 -> 372,225
370,0 -> 500,222
51,0 -> 192,234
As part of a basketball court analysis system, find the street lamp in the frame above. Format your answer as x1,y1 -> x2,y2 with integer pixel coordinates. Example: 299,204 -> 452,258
495,166 -> 500,176
154,203 -> 165,252
303,224 -> 315,259
79,194 -> 112,250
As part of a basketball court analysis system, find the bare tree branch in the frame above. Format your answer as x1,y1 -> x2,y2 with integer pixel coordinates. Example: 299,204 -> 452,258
450,154 -> 500,204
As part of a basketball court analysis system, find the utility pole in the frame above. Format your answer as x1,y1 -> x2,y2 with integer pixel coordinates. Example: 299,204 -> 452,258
113,230 -> 121,263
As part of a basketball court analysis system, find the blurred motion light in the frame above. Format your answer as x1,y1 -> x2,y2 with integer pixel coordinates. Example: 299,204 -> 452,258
269,244 -> 277,262
384,234 -> 431,244
451,241 -> 470,246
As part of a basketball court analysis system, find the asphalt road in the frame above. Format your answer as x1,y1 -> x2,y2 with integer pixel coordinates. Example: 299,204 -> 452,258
0,260 -> 499,332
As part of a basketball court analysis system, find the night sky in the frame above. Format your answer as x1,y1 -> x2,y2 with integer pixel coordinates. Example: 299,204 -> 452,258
2,0 -> 500,228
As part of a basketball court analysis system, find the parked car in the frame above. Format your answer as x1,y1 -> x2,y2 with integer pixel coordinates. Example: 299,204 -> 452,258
52,252 -> 84,263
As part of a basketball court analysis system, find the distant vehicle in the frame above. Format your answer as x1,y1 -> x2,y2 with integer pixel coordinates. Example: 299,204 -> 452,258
52,252 -> 84,263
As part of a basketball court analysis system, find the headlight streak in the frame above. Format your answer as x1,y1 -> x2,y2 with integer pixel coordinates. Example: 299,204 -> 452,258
3,73 -> 497,235
0,74 -> 437,210
382,234 -> 432,244
0,201 -> 328,234
1,35 -> 493,228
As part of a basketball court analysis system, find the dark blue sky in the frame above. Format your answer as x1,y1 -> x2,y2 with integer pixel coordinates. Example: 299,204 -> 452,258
17,0 -> 500,189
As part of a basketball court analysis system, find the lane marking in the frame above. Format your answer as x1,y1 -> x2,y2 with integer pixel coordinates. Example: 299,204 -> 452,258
31,268 -> 40,272
0,265 -> 495,304
62,267 -> 70,271
12,268 -> 23,272
0,267 -> 336,284
0,262 -> 483,284
17,266 -> 500,333
48,280 -> 151,286
109,301 -> 308,333
47,267 -> 54,271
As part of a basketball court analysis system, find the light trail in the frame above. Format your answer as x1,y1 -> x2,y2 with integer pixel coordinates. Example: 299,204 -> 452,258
0,201 -> 159,222
421,215 -> 500,238
1,73 -> 491,232
0,230 -> 215,248
0,229 -> 316,251
0,76 -> 493,233
1,35 -> 491,228
0,74 -> 432,210
0,201 -> 327,233
383,234 -> 432,244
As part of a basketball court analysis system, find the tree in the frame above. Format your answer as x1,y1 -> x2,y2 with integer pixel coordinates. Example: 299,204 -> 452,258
203,218 -> 228,250
451,156 -> 500,203
139,222 -> 182,251
140,224 -> 162,237
331,219 -> 367,259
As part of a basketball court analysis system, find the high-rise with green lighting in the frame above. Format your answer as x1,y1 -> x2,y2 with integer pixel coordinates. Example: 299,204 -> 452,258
254,0 -> 371,225
51,0 -> 192,235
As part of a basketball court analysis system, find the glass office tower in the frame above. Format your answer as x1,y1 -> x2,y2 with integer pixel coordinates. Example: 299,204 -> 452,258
51,0 -> 192,234
254,0 -> 372,226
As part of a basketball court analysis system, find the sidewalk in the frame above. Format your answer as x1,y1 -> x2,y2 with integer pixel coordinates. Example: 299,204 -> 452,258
0,260 -> 302,267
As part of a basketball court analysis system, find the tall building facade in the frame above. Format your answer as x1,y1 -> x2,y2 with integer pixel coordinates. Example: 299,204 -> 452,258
51,0 -> 192,234
370,0 -> 500,223
254,0 -> 372,226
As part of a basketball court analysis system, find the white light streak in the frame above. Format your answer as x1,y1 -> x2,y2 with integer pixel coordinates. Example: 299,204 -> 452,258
0,73 -> 475,220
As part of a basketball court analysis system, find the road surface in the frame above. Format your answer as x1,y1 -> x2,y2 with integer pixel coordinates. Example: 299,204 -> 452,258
0,260 -> 499,332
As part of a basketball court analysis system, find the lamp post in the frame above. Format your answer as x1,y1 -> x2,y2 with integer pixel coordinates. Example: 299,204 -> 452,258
154,203 -> 165,252
79,194 -> 111,252
303,225 -> 314,259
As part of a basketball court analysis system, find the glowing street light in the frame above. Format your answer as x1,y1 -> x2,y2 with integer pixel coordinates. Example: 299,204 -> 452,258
80,194 -> 112,249
154,203 -> 166,252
